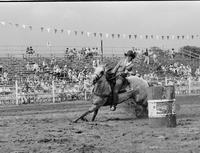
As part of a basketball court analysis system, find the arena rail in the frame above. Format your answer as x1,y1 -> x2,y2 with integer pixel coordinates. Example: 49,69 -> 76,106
164,77 -> 200,95
0,79 -> 200,106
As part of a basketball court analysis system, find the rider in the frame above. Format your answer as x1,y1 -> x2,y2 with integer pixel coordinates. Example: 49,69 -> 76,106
110,50 -> 136,111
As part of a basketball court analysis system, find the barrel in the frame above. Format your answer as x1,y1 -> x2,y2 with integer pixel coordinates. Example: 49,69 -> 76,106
147,85 -> 176,128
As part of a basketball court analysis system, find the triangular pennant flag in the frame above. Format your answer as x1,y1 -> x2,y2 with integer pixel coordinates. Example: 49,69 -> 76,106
67,30 -> 71,35
29,26 -> 32,30
87,32 -> 90,37
151,35 -> 153,39
182,35 -> 184,39
145,35 -> 148,39
22,24 -> 26,29
191,35 -> 194,39
161,36 -> 164,40
81,31 -> 84,35
0,21 -> 5,26
41,27 -> 44,32
47,28 -> 51,33
177,36 -> 180,39
167,36 -> 169,40
117,34 -> 120,38
94,33 -> 97,37
99,33 -> 103,38
61,29 -> 64,33
112,34 -> 114,38
15,24 -> 19,27
156,35 -> 159,39
74,31 -> 78,35
134,35 -> 137,39
129,35 -> 131,39
54,29 -> 57,34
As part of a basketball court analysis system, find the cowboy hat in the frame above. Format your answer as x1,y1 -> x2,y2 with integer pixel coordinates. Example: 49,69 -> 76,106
124,50 -> 136,59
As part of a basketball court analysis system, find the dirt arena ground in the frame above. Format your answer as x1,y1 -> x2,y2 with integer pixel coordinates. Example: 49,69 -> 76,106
0,95 -> 200,153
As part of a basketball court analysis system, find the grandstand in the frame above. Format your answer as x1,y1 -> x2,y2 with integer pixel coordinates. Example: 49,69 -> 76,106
0,45 -> 199,81
0,45 -> 199,105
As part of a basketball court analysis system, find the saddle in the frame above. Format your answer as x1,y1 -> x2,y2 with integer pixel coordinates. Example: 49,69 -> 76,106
105,69 -> 129,94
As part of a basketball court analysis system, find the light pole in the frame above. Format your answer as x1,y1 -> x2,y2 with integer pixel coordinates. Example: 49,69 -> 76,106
100,39 -> 103,62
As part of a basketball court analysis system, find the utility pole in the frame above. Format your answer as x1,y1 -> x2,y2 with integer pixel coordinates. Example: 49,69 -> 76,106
100,40 -> 103,62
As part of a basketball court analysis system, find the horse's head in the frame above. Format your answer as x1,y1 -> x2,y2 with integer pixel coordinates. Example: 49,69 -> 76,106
92,65 -> 105,85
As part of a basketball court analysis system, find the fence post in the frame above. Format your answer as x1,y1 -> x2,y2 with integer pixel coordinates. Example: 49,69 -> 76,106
188,77 -> 191,95
100,39 -> 103,62
165,76 -> 168,86
84,90 -> 87,101
52,80 -> 55,103
15,80 -> 18,105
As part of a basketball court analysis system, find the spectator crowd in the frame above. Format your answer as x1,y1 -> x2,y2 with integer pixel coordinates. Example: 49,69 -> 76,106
0,45 -> 199,104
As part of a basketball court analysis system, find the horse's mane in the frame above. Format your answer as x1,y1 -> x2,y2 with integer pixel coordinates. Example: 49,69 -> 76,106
92,65 -> 112,97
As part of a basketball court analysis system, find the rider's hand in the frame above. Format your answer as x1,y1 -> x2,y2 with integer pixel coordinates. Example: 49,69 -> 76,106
121,72 -> 127,78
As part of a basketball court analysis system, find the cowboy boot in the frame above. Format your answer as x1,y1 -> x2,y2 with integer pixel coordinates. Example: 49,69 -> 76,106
110,93 -> 117,111
110,105 -> 117,111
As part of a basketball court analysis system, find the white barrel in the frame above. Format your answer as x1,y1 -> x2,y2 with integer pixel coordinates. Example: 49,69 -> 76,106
147,86 -> 176,128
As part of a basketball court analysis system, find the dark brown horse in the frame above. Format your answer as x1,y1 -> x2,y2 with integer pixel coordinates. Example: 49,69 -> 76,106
73,65 -> 149,123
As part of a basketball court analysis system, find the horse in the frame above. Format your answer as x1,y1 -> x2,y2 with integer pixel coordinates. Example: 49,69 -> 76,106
73,65 -> 149,123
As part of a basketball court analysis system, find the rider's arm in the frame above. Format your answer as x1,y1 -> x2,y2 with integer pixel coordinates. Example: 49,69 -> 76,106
126,62 -> 134,71
112,60 -> 122,74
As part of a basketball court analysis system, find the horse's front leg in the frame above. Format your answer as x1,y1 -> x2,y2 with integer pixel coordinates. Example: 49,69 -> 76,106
73,110 -> 92,123
73,104 -> 99,123
92,109 -> 99,121
73,96 -> 107,123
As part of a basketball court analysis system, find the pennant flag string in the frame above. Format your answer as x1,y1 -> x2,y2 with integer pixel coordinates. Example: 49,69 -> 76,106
0,20 -> 200,41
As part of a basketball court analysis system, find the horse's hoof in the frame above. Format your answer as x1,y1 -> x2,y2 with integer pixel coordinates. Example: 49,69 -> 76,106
72,120 -> 78,123
81,117 -> 89,122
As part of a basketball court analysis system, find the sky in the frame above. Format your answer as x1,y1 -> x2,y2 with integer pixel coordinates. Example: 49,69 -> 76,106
0,1 -> 200,55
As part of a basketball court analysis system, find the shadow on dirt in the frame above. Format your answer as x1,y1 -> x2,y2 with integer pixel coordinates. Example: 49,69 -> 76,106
99,116 -> 148,122
177,113 -> 200,119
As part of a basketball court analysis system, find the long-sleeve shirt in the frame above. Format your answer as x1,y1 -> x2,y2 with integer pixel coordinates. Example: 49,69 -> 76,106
112,57 -> 134,75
